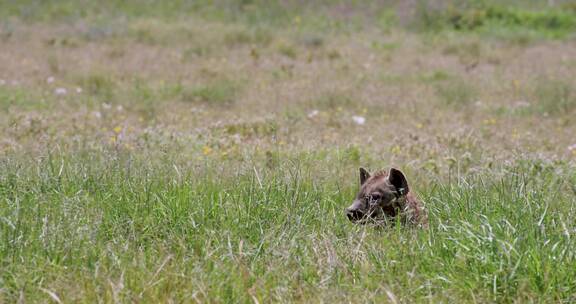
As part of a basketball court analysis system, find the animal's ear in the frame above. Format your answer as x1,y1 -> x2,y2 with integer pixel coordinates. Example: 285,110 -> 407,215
389,168 -> 409,195
359,167 -> 371,185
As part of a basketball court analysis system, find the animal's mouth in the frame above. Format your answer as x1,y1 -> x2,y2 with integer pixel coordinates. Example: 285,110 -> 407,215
346,209 -> 382,224
346,208 -> 397,226
346,209 -> 365,222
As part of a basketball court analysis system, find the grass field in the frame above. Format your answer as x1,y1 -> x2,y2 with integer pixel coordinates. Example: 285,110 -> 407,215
1,1 -> 576,302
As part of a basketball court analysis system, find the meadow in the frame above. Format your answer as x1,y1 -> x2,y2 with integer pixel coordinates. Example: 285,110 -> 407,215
1,0 -> 576,302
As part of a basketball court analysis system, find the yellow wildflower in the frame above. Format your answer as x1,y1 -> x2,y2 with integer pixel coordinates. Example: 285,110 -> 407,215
512,80 -> 520,92
293,16 -> 301,25
202,146 -> 213,156
511,129 -> 519,139
482,118 -> 497,125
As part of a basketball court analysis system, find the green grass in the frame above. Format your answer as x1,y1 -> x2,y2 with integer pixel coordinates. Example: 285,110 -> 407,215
1,0 -> 576,302
0,153 -> 575,302
0,86 -> 47,111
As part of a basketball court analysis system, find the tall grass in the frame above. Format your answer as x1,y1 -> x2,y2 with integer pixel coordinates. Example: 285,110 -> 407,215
1,153 -> 574,302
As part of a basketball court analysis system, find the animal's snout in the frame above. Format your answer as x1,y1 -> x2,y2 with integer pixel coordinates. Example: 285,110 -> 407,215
346,208 -> 364,222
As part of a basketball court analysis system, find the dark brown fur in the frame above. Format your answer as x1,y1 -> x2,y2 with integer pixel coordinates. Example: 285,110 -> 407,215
345,167 -> 427,227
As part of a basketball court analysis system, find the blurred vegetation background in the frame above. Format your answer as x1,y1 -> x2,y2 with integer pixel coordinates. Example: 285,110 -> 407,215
2,0 -> 576,38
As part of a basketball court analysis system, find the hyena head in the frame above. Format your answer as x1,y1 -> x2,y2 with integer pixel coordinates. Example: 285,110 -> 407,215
345,167 -> 410,224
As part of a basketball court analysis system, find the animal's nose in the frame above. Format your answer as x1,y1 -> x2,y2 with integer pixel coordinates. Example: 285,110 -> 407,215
346,208 -> 364,221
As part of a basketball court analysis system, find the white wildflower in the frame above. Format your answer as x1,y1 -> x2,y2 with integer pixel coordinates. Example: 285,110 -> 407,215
307,110 -> 319,118
512,100 -> 530,108
54,87 -> 67,95
352,115 -> 366,125
47,76 -> 55,84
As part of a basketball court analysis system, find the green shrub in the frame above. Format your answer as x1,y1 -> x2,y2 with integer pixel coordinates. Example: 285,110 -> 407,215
81,73 -> 116,101
223,28 -> 273,47
435,79 -> 478,108
312,92 -> 354,110
182,80 -> 240,105
412,2 -> 576,39
533,78 -> 576,114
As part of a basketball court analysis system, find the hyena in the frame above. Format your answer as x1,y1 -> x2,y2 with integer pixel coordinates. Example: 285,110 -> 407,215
345,167 -> 427,227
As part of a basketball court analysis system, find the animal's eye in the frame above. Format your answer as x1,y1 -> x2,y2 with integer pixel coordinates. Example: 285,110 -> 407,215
367,193 -> 382,202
